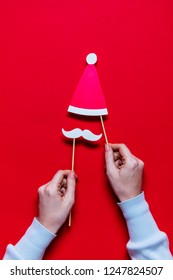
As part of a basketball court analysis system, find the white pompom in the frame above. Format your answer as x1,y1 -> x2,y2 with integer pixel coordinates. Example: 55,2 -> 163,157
86,53 -> 97,64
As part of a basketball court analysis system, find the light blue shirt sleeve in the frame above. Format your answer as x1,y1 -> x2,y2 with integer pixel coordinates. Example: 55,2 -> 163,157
3,193 -> 172,260
118,192 -> 173,260
3,218 -> 56,260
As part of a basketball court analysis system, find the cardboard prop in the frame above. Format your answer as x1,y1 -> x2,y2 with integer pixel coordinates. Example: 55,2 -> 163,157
62,53 -> 108,226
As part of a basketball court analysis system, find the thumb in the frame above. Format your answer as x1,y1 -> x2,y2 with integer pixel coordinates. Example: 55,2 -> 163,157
64,171 -> 76,204
105,144 -> 117,175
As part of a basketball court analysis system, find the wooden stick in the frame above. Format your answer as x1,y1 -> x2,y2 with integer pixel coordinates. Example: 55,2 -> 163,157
68,211 -> 72,227
71,138 -> 75,172
100,115 -> 108,144
69,138 -> 75,227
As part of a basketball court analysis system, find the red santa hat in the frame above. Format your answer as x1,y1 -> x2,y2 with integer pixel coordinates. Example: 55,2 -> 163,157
68,53 -> 108,116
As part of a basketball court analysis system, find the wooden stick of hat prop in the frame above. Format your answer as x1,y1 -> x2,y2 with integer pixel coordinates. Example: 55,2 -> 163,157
62,129 -> 102,226
100,115 -> 108,144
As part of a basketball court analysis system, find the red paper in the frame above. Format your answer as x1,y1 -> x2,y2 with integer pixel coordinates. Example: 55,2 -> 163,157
68,65 -> 108,116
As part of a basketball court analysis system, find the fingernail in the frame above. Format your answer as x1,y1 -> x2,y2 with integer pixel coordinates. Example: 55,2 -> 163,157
70,171 -> 75,179
105,144 -> 110,151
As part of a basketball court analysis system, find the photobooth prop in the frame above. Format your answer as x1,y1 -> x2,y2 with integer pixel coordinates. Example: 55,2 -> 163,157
62,53 -> 108,226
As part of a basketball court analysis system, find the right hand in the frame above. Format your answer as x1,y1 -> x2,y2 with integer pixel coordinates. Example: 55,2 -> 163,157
105,144 -> 144,202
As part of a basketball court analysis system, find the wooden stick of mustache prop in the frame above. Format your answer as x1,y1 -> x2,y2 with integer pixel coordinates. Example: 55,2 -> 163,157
69,138 -> 75,227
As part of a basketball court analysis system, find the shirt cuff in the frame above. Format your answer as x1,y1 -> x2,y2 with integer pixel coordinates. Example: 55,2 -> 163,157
118,192 -> 160,242
14,218 -> 56,259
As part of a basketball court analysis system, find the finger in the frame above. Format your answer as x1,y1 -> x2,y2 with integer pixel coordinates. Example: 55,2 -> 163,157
61,178 -> 67,188
113,152 -> 121,161
60,186 -> 66,196
51,170 -> 71,186
38,183 -> 48,195
109,143 -> 133,163
57,179 -> 67,192
46,170 -> 71,195
115,159 -> 123,169
105,144 -> 119,174
133,156 -> 144,168
64,171 -> 76,205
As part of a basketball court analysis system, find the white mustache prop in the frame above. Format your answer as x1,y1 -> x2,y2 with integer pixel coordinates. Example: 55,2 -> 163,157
62,128 -> 102,141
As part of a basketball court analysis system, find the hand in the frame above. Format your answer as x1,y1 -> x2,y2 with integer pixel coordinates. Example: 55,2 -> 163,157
37,170 -> 77,234
105,144 -> 144,202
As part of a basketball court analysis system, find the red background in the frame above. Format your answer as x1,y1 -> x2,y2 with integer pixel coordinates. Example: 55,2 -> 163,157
0,0 -> 173,260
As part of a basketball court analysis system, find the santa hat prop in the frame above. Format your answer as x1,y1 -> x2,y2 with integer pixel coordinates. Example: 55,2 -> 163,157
62,54 -> 109,227
68,53 -> 108,116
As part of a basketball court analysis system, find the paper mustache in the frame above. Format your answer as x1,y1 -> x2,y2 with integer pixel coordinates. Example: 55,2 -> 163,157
62,128 -> 102,141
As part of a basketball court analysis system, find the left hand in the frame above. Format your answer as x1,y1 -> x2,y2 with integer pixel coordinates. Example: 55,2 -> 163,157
37,170 -> 77,234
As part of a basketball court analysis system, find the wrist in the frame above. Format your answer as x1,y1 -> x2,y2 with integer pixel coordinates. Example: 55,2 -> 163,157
37,217 -> 61,234
116,189 -> 142,202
